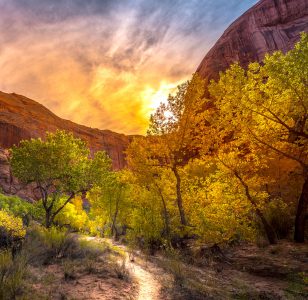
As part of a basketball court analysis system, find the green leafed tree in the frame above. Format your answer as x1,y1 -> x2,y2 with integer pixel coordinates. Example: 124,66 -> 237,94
10,130 -> 111,228
88,170 -> 129,239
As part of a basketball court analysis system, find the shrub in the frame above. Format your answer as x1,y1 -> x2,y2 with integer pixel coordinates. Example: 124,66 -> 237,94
77,239 -> 107,259
162,249 -> 186,286
41,226 -> 71,257
0,210 -> 26,249
62,260 -> 78,281
0,193 -> 36,224
24,226 -> 107,265
24,226 -> 77,265
113,259 -> 130,281
0,250 -> 28,299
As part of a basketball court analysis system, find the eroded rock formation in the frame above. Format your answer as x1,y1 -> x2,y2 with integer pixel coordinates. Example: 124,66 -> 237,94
0,91 -> 134,199
0,91 -> 133,169
197,0 -> 308,81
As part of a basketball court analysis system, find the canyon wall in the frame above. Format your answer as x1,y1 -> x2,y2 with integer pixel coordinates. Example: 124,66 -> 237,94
0,91 -> 132,169
0,91 -> 134,199
197,0 -> 308,81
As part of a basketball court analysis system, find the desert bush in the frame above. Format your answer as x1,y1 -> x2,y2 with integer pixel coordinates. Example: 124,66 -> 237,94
82,257 -> 97,274
24,226 -> 77,265
62,260 -> 78,281
24,226 -> 107,265
162,250 -> 186,287
0,210 -> 26,249
113,259 -> 130,281
0,250 -> 28,299
158,250 -> 209,299
77,238 -> 107,259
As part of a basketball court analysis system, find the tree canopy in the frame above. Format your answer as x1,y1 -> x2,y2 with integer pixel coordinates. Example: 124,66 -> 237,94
11,130 -> 111,227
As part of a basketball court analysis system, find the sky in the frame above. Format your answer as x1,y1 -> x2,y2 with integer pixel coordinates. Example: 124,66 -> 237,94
0,0 -> 257,134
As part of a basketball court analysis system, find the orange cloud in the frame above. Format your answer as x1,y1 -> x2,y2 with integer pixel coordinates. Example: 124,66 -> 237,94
0,0 -> 257,134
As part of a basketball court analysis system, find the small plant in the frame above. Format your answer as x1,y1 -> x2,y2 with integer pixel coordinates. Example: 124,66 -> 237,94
0,250 -> 28,299
165,258 -> 185,287
43,227 -> 69,256
0,210 -> 26,250
77,239 -> 106,259
83,257 -> 97,274
24,225 -> 77,265
24,226 -> 108,266
62,260 -> 77,281
113,259 -> 130,281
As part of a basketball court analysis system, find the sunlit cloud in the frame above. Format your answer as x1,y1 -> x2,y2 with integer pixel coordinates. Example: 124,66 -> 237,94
0,0 -> 257,134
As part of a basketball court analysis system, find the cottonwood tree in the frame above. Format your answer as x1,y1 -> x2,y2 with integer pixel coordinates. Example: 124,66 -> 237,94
146,74 -> 206,227
205,33 -> 308,242
88,171 -> 128,239
11,130 -> 111,228
126,137 -> 172,239
181,159 -> 257,244
215,144 -> 278,244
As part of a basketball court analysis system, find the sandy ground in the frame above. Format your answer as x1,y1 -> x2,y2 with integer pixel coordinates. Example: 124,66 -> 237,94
26,237 -> 308,300
88,237 -> 162,300
125,258 -> 160,300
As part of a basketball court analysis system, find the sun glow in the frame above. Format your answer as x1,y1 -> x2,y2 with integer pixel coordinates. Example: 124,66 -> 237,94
141,81 -> 182,118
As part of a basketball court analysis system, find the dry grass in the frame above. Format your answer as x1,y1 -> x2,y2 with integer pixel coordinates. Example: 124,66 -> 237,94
148,241 -> 308,300
0,226 -> 136,299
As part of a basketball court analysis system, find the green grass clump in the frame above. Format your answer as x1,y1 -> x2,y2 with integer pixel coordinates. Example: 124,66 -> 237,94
24,225 -> 109,266
0,250 -> 28,300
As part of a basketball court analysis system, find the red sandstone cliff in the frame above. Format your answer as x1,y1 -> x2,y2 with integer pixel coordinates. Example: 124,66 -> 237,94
0,91 -> 135,199
197,0 -> 308,81
0,91 -> 133,170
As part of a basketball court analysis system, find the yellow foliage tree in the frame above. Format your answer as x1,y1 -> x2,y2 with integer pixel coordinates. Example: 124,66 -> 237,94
144,74 -> 206,227
204,33 -> 308,242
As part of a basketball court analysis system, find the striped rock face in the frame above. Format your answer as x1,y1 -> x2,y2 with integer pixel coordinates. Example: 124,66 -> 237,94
0,91 -> 134,170
197,0 -> 308,81
0,91 -> 136,200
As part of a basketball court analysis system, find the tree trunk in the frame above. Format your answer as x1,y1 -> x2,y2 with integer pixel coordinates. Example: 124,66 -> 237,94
157,185 -> 170,238
294,174 -> 308,243
234,172 -> 277,244
111,189 -> 121,240
172,166 -> 187,226
255,207 -> 277,245
45,209 -> 52,228
111,210 -> 119,239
